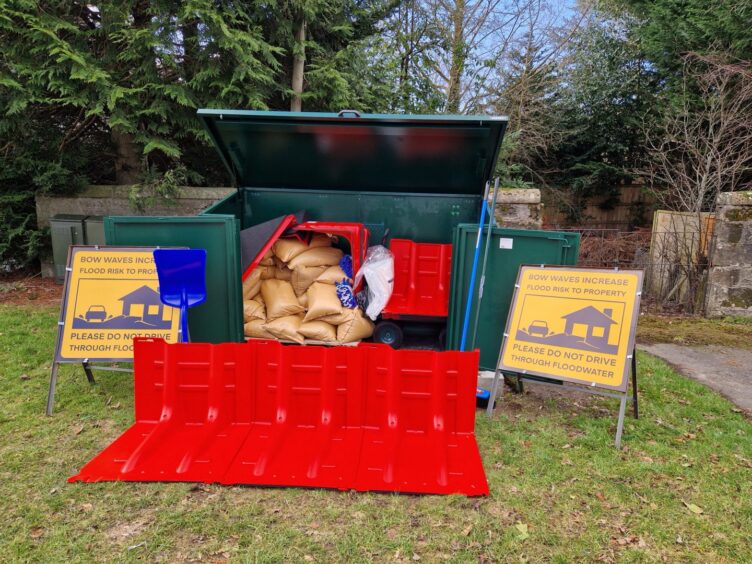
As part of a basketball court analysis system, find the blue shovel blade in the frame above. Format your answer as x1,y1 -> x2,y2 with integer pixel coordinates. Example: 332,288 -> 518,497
153,249 -> 208,309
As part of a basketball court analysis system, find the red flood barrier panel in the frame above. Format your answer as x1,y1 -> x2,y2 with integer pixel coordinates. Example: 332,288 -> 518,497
383,239 -> 452,318
69,338 -> 488,496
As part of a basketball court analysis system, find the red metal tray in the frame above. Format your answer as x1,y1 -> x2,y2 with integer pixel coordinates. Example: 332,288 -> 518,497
382,239 -> 452,318
69,338 -> 488,496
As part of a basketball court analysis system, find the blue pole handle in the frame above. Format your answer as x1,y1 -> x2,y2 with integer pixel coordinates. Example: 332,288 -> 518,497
460,186 -> 491,351
179,305 -> 189,343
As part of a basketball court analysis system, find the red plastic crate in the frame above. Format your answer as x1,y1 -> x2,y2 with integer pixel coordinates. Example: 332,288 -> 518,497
382,239 -> 452,318
69,338 -> 488,496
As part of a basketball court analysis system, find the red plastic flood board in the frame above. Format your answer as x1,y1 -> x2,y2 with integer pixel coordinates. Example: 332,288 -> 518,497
69,339 -> 488,496
383,239 -> 452,318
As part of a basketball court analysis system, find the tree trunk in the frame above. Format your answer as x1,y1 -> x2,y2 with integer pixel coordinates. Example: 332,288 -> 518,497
112,128 -> 141,185
291,19 -> 306,112
111,1 -> 149,184
182,18 -> 200,83
446,0 -> 465,113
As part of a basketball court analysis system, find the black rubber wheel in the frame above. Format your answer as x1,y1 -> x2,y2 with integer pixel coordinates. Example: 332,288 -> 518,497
437,327 -> 447,350
374,321 -> 404,349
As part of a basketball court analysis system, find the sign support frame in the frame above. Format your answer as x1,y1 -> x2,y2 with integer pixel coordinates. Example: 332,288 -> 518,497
46,361 -> 134,416
486,346 -> 638,448
46,245 -> 179,416
486,264 -> 642,448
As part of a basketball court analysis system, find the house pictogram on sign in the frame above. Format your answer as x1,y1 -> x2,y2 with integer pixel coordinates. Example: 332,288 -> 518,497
119,285 -> 165,326
562,306 -> 616,350
516,304 -> 621,355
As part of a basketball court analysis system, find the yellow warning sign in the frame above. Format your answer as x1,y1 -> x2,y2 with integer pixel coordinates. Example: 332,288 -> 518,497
55,246 -> 181,362
500,266 -> 643,391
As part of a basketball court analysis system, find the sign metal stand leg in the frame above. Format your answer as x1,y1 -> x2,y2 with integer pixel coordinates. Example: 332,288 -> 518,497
631,348 -> 639,419
614,348 -> 640,448
46,363 -> 59,417
487,348 -> 640,448
614,392 -> 628,449
486,341 -> 506,417
82,361 -> 96,384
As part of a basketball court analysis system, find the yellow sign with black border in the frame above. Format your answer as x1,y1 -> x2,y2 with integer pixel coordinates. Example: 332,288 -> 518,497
500,266 -> 643,392
55,246 -> 181,362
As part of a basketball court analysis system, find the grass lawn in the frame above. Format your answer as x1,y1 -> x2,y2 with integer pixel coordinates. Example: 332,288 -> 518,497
1,303 -> 750,562
638,314 -> 752,351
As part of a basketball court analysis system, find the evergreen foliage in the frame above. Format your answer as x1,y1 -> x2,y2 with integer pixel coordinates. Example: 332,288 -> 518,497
0,1 -> 395,269
1,1 -> 749,269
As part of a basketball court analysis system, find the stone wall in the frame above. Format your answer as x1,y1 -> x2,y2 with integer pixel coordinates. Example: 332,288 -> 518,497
35,184 -> 234,229
36,185 -> 233,277
36,185 -> 542,277
490,188 -> 542,229
706,191 -> 752,316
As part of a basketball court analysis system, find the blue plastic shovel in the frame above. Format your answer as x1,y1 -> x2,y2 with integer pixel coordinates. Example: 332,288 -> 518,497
153,249 -> 207,343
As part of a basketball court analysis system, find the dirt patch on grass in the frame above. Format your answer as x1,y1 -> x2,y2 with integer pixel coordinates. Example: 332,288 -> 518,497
0,275 -> 62,306
106,517 -> 153,543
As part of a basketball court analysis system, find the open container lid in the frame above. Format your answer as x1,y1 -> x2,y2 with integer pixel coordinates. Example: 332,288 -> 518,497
198,109 -> 507,196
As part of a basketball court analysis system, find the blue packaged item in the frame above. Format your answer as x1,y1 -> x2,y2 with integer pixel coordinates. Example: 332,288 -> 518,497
336,279 -> 357,309
339,255 -> 353,279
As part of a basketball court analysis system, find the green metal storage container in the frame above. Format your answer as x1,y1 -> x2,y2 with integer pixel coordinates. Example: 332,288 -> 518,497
105,215 -> 243,343
105,110 -> 508,343
50,214 -> 86,283
83,215 -> 106,246
447,225 -> 580,370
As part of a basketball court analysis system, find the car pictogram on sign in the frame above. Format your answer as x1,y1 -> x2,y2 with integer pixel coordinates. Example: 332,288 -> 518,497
527,320 -> 549,337
85,305 -> 107,322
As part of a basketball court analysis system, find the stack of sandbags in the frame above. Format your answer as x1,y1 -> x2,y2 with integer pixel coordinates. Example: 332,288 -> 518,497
242,234 -> 374,344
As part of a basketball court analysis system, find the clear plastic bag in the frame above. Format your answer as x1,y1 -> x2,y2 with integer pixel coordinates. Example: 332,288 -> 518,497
354,245 -> 394,320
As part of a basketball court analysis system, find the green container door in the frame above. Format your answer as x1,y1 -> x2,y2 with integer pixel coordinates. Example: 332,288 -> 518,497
104,215 -> 243,344
447,226 -> 580,370
50,214 -> 87,283
84,216 -> 106,245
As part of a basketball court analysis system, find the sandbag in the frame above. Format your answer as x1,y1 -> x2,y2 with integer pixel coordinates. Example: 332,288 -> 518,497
242,268 -> 262,300
259,265 -> 276,280
304,282 -> 343,322
263,315 -> 304,344
272,237 -> 308,263
291,265 -> 327,296
298,320 -> 337,342
318,306 -> 350,326
243,300 -> 265,322
298,292 -> 308,309
337,308 -> 374,343
288,247 -> 344,270
244,319 -> 274,339
274,264 -> 293,281
317,265 -> 350,285
261,279 -> 304,321
259,249 -> 275,266
309,232 -> 332,248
